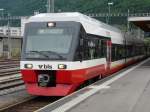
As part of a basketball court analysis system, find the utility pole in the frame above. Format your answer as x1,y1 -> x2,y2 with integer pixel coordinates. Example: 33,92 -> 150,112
127,9 -> 130,32
7,13 -> 11,59
52,0 -> 54,13
47,0 -> 55,13
107,2 -> 113,24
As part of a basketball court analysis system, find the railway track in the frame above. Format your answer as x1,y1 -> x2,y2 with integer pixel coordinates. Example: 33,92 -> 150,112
0,59 -> 19,63
0,78 -> 100,112
0,59 -> 20,78
0,76 -> 23,89
0,60 -> 23,96
0,60 -> 59,112
0,64 -> 19,69
0,61 -> 19,66
0,73 -> 24,96
0,60 -> 19,70
1,96 -> 61,112
0,68 -> 20,77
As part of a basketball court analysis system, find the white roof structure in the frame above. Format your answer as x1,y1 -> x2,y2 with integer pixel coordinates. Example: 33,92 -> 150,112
128,16 -> 150,22
128,16 -> 150,32
27,12 -> 124,44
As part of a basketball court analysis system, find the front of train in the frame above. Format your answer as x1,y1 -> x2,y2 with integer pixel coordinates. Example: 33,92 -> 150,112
21,19 -> 84,96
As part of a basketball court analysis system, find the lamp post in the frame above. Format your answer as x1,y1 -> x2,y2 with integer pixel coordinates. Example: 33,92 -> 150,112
7,13 -> 11,59
107,2 -> 113,24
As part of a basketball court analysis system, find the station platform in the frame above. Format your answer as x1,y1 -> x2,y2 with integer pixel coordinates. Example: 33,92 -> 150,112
36,58 -> 150,112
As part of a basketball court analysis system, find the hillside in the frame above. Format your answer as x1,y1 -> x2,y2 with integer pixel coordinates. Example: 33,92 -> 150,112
0,0 -> 150,16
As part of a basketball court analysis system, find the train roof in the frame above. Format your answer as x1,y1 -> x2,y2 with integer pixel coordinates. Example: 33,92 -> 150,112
27,12 -> 124,44
28,12 -> 120,32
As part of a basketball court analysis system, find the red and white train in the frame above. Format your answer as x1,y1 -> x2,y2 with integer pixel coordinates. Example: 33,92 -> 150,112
21,12 -> 146,96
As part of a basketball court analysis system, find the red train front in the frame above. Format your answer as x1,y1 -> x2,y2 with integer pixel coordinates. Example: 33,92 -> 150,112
20,12 -> 146,96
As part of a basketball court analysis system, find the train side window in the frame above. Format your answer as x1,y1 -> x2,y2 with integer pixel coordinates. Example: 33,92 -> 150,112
74,44 -> 83,61
76,34 -> 109,61
87,39 -> 96,59
111,44 -> 125,61
101,40 -> 106,57
118,45 -> 122,59
93,38 -> 107,59
83,39 -> 90,60
84,35 -> 100,60
74,27 -> 86,61
97,40 -> 102,58
117,45 -> 124,60
111,44 -> 115,61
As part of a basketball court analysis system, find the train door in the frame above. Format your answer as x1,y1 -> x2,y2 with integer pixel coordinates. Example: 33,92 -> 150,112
106,40 -> 111,70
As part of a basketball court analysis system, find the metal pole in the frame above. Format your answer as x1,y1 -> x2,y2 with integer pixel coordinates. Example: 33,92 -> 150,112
108,5 -> 110,24
47,0 -> 55,13
50,0 -> 54,13
47,0 -> 51,13
127,9 -> 130,32
52,0 -> 55,13
7,13 -> 11,59
107,2 -> 113,24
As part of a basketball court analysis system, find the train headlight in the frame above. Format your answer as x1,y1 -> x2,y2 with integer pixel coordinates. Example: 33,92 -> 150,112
47,22 -> 56,27
24,64 -> 33,69
58,64 -> 67,69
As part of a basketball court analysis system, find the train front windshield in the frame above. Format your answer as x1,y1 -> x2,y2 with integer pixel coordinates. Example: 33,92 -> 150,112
23,24 -> 76,60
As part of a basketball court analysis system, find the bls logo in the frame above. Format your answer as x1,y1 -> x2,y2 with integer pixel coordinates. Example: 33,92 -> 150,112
38,64 -> 52,70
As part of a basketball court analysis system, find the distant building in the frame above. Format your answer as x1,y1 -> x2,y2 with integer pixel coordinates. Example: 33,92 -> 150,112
0,17 -> 30,58
0,26 -> 22,58
0,26 -> 21,37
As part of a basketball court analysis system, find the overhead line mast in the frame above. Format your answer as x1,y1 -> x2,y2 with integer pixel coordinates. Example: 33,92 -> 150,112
47,0 -> 55,13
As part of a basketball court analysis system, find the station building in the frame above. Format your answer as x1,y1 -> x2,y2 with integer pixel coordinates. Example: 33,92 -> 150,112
128,16 -> 150,55
0,17 -> 30,59
0,26 -> 22,58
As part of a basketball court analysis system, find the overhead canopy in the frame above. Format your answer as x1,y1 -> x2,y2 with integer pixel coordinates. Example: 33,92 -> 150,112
128,16 -> 150,32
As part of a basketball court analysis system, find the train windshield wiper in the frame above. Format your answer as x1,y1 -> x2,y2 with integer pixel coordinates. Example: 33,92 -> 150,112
43,51 -> 64,59
29,51 -> 50,58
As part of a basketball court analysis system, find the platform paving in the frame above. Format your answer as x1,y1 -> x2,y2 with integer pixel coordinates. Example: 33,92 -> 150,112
37,58 -> 150,112
68,60 -> 150,112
